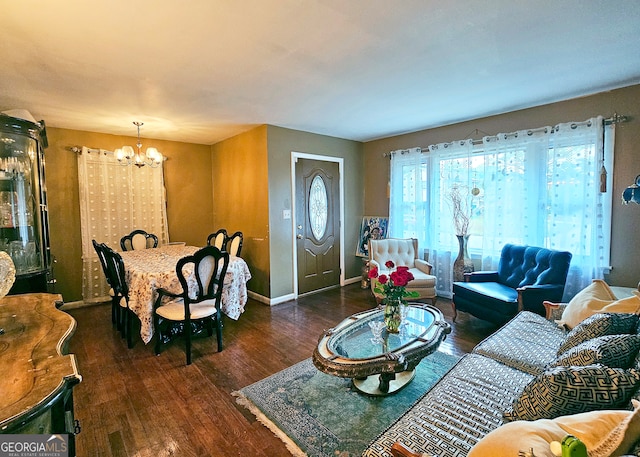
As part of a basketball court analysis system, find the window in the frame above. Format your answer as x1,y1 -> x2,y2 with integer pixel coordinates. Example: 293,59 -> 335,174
389,117 -> 613,299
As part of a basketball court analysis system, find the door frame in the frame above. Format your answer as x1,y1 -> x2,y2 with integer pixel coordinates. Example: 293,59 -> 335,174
290,152 -> 345,298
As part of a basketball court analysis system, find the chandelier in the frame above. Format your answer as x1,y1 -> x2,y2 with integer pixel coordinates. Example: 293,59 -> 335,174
115,121 -> 163,168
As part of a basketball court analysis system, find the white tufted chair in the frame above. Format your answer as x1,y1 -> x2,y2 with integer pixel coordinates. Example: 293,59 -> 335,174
369,238 -> 437,305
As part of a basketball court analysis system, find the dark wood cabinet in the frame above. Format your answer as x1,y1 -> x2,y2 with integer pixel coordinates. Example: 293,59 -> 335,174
0,293 -> 81,456
0,114 -> 53,294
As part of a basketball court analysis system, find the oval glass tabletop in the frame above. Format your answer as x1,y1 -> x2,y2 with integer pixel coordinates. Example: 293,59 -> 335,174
326,305 -> 437,360
313,303 -> 451,396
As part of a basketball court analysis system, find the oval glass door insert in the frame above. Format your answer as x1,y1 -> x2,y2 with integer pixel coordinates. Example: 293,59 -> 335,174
309,175 -> 328,240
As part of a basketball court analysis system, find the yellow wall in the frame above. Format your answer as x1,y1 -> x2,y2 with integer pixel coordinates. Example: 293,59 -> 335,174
210,126 -> 270,297
46,127 -> 213,302
363,84 -> 640,287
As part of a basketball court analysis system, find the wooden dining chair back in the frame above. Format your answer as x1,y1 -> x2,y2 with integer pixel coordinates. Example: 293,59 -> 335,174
153,245 -> 230,365
120,229 -> 159,251
102,244 -> 135,348
206,229 -> 227,250
226,231 -> 243,256
92,240 -> 118,325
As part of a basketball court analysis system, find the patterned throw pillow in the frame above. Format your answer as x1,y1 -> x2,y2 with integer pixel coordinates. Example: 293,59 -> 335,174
557,313 -> 639,356
551,334 -> 640,369
503,365 -> 640,421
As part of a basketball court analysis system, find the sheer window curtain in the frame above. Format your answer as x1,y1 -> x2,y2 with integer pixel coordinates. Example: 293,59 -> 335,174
389,117 -> 613,300
78,147 -> 169,302
389,147 -> 427,246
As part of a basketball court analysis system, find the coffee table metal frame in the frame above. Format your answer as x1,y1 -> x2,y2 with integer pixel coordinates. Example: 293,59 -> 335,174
312,303 -> 451,396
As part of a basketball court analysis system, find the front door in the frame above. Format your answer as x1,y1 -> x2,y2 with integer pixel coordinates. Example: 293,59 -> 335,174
295,158 -> 340,295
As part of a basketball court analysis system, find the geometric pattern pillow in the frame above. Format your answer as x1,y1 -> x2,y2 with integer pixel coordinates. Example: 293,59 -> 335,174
557,313 -> 640,356
503,365 -> 640,421
552,334 -> 640,369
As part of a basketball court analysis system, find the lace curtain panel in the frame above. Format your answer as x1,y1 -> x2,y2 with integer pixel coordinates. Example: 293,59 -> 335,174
389,117 -> 613,300
77,147 -> 169,302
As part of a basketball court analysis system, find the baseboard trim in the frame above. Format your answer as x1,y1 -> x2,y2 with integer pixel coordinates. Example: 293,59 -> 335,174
60,299 -> 107,310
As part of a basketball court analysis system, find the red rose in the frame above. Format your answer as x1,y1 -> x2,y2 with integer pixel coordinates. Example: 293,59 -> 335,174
368,266 -> 379,279
378,274 -> 389,284
390,266 -> 414,287
385,260 -> 395,269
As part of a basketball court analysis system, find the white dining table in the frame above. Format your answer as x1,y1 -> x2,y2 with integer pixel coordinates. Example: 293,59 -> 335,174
119,244 -> 252,344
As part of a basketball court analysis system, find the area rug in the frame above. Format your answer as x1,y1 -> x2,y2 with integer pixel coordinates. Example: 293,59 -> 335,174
232,350 -> 460,457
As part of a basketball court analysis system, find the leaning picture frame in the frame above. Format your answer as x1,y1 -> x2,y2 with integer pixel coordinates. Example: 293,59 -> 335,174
356,216 -> 389,258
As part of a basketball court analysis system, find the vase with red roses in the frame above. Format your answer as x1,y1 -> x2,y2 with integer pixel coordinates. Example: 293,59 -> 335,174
368,260 -> 419,333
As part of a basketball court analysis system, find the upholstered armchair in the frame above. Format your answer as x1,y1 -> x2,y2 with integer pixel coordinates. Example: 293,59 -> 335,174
369,238 -> 437,305
452,244 -> 572,325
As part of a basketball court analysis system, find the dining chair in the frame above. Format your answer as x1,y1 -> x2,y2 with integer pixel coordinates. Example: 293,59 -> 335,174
153,245 -> 230,365
206,229 -> 227,250
102,244 -> 136,348
120,229 -> 159,251
226,231 -> 243,256
92,240 -> 119,326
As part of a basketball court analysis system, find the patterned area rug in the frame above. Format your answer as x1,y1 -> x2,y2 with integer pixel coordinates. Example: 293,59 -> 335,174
233,350 -> 460,457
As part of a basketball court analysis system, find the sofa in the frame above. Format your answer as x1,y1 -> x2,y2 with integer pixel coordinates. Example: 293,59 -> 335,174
452,244 -> 572,325
363,282 -> 640,457
369,238 -> 437,305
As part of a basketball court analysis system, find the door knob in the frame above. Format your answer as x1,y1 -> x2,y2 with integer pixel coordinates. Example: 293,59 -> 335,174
297,225 -> 302,229
297,234 -> 303,239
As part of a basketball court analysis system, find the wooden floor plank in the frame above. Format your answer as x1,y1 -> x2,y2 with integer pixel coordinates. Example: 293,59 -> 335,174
66,283 -> 496,456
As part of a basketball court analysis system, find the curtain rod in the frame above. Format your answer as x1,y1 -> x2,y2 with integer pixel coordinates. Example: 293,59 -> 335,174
69,146 -> 113,155
383,113 -> 628,157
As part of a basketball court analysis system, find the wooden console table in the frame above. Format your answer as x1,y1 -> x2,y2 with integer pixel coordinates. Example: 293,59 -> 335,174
0,293 -> 82,455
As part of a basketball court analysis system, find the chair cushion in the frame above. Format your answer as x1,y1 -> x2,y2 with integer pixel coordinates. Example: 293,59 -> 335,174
503,364 -> 640,421
406,268 -> 436,288
156,299 -> 219,321
455,281 -> 518,304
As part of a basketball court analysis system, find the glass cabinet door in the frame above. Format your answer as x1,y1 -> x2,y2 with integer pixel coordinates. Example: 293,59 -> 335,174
0,113 -> 51,294
0,122 -> 46,280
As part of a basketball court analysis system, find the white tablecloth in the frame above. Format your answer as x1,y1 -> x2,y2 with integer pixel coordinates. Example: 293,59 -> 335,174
120,245 -> 251,344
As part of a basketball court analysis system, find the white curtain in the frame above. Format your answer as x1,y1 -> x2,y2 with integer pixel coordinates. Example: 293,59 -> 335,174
389,117 -> 613,300
388,147 -> 426,244
78,147 -> 169,302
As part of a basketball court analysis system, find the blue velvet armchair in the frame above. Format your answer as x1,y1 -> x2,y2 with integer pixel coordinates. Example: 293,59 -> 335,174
452,244 -> 572,325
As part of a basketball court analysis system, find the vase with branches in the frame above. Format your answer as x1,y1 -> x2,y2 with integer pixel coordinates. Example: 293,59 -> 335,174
447,185 -> 474,281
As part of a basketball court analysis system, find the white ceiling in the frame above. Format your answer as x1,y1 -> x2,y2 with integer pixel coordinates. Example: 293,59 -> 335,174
1,0 -> 639,145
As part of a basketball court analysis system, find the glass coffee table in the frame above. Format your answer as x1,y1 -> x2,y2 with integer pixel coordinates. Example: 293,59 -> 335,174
312,303 -> 451,396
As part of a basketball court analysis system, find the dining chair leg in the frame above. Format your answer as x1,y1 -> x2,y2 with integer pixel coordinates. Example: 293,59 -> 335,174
111,299 -> 117,326
126,309 -> 134,349
154,315 -> 162,355
185,319 -> 192,365
112,296 -> 121,330
120,306 -> 127,339
215,313 -> 223,352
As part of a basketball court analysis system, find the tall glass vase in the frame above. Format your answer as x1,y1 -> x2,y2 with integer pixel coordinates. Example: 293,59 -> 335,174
384,300 -> 403,333
453,234 -> 474,282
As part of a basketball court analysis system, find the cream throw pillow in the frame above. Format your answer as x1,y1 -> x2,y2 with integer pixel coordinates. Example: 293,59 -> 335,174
469,400 -> 640,457
559,280 -> 640,329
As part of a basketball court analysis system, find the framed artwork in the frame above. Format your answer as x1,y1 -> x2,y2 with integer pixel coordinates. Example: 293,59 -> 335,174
356,216 -> 389,257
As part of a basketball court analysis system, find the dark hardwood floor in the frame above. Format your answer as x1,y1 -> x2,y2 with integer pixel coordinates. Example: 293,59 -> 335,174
66,283 -> 497,457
